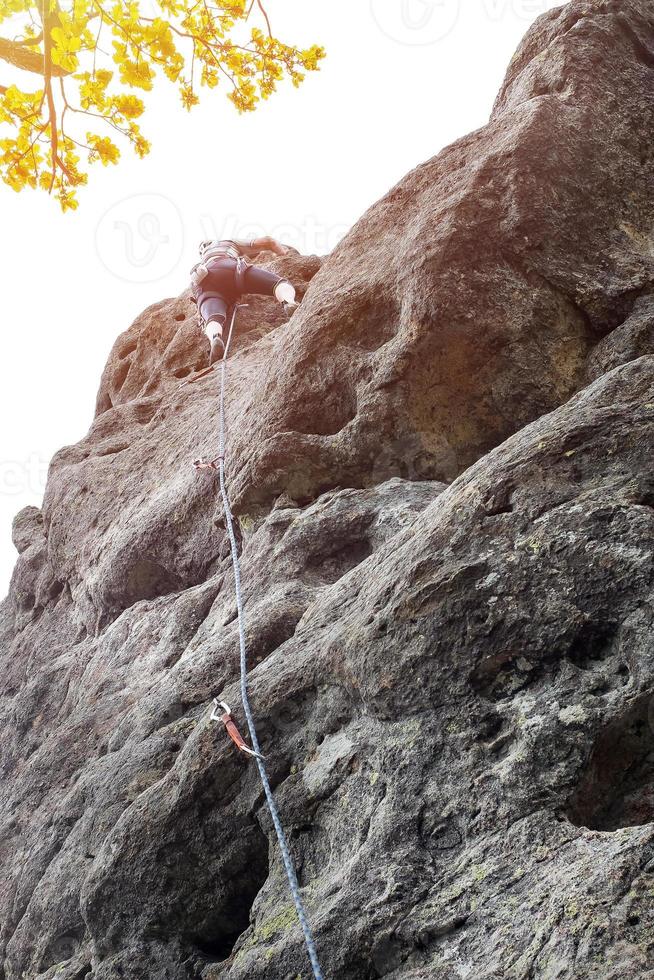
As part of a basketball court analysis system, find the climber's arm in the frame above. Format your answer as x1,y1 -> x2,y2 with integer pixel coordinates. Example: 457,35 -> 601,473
237,236 -> 290,258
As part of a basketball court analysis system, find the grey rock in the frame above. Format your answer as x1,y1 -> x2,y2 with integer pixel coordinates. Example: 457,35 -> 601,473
586,294 -> 654,381
11,506 -> 44,554
3,3 -> 654,980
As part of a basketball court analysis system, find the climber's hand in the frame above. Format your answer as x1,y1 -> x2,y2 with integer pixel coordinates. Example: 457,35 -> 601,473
261,236 -> 290,256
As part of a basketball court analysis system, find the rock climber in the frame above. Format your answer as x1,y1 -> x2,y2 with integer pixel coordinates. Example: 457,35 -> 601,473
190,236 -> 300,364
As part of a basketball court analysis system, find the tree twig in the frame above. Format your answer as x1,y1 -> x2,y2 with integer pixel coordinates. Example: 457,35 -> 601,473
257,0 -> 272,38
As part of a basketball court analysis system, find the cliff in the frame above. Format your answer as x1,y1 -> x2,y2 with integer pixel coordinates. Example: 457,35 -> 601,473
2,2 -> 654,977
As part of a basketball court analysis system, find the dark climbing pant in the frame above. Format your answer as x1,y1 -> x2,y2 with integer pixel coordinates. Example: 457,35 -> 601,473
197,256 -> 287,327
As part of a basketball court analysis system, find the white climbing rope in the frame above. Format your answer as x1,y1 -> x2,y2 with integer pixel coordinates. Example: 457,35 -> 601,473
211,305 -> 324,980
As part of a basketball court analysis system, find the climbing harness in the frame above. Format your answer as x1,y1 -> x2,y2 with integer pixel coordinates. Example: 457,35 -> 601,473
234,255 -> 251,294
195,303 -> 324,980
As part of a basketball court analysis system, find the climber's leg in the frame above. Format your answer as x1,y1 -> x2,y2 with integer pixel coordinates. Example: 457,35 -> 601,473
243,265 -> 300,314
199,294 -> 229,364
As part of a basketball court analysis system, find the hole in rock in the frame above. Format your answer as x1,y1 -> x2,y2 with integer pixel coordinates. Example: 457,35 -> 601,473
306,537 -> 373,585
70,967 -> 92,980
567,621 -> 617,670
49,579 -> 65,601
96,443 -> 129,458
485,502 -> 513,517
124,559 -> 181,604
482,486 -> 514,517
187,824 -> 269,963
118,339 -> 138,359
40,927 -> 85,973
284,385 -> 357,437
567,694 -> 654,831
632,489 -> 654,511
476,710 -> 503,742
113,360 -> 131,393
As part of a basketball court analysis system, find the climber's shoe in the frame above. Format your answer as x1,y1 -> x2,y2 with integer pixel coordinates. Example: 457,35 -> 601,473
209,334 -> 225,365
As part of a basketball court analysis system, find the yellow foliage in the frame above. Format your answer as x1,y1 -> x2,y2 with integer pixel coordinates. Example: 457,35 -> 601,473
87,133 -> 121,165
111,93 -> 145,119
118,58 -> 155,90
50,26 -> 82,72
0,0 -> 325,209
180,84 -> 198,110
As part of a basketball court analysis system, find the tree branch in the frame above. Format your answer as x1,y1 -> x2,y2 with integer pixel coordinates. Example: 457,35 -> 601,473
39,0 -> 59,191
0,35 -> 68,76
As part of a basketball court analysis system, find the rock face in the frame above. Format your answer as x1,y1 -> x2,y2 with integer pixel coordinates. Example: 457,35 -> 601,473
3,2 -> 654,978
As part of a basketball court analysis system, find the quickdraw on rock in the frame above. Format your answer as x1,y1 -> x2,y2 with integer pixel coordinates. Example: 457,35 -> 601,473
210,699 -> 264,760
193,455 -> 223,471
193,302 -> 324,980
177,364 -> 216,389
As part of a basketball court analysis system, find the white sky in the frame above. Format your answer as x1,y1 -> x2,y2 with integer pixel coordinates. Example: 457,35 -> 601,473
0,0 -> 565,595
